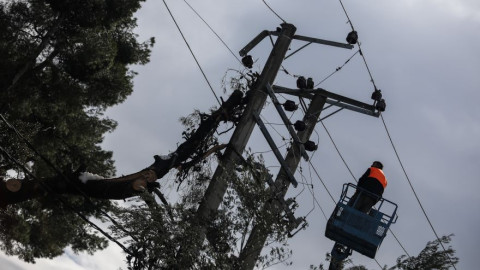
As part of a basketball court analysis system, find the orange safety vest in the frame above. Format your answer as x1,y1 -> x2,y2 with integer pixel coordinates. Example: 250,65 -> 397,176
368,167 -> 387,189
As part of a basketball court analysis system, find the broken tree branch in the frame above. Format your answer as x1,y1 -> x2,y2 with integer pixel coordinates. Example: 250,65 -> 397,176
0,90 -> 245,207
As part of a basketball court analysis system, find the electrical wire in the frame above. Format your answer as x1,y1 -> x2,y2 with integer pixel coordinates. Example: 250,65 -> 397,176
303,162 -> 328,221
336,0 -> 378,91
317,119 -> 412,260
319,121 -> 357,182
0,145 -> 135,257
261,0 -> 287,23
331,1 -> 424,264
183,0 -> 242,64
334,0 -> 453,265
306,159 -> 336,203
162,0 -> 221,106
260,114 -> 287,141
315,50 -> 360,87
251,141 -> 289,155
284,42 -> 312,60
266,33 -> 299,79
381,114 -> 456,269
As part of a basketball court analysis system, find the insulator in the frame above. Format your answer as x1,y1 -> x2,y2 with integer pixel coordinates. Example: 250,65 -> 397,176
296,76 -> 307,89
242,55 -> 253,69
304,140 -> 318,152
293,120 -> 306,131
376,99 -> 386,112
306,77 -> 314,89
371,89 -> 382,101
346,31 -> 358,45
283,100 -> 298,112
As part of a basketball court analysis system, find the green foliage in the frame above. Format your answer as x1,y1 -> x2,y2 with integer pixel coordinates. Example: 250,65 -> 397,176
107,149 -> 294,269
391,234 -> 458,270
311,234 -> 458,270
0,0 -> 153,262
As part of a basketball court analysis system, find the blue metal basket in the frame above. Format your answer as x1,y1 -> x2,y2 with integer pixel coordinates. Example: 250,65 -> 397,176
325,183 -> 398,258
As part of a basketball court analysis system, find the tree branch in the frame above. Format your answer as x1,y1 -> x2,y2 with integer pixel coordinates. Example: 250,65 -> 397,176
1,90 -> 244,207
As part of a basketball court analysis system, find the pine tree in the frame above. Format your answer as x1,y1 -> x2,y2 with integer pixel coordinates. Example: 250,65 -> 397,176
0,0 -> 153,262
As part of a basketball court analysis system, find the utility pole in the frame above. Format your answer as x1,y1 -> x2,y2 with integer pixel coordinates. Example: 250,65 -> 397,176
177,22 -> 381,269
238,93 -> 327,269
196,22 -> 296,230
176,23 -> 297,267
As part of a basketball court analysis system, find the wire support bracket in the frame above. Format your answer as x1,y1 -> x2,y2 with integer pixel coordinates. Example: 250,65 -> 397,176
265,83 -> 309,161
253,111 -> 298,187
272,85 -> 380,118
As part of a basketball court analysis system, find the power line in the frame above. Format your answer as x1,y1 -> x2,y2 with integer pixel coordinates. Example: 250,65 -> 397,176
303,162 -> 328,220
336,0 -> 379,91
315,50 -> 360,87
331,0 -> 422,263
162,0 -> 221,106
261,0 -> 287,23
307,159 -> 336,203
380,114 -> 457,269
335,0 -> 453,265
0,145 -> 135,257
183,0 -> 242,64
319,121 -> 357,182
266,34 -> 298,79
302,148 -> 383,269
284,42 -> 312,60
319,123 -> 412,259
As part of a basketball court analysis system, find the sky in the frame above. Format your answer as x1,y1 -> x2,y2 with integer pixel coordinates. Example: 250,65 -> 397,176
2,0 -> 480,269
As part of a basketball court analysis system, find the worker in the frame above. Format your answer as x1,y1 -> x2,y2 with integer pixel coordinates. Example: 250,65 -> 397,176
349,161 -> 387,213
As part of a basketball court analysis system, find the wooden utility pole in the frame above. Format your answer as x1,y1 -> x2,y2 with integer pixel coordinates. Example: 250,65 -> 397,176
196,22 -> 296,230
176,21 -> 380,268
238,93 -> 327,269
176,23 -> 297,267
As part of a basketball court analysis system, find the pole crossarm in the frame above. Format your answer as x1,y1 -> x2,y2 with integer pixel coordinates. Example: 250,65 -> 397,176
239,30 -> 271,57
240,30 -> 352,57
272,85 -> 380,117
265,83 -> 309,161
269,31 -> 354,50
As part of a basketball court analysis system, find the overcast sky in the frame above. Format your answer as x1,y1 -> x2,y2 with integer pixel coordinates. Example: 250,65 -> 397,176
2,0 -> 479,269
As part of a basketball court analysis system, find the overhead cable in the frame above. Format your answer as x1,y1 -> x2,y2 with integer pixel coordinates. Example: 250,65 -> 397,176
262,0 -> 287,23
162,0 -> 221,105
381,114 -> 456,269
315,50 -> 360,87
336,0 -> 378,91
319,121 -> 357,182
332,0 -> 424,262
337,0 -> 453,263
183,0 -> 242,64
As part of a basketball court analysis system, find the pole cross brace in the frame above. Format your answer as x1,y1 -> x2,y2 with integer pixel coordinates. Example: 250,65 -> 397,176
272,85 -> 380,118
253,111 -> 298,187
239,27 -> 353,57
265,83 -> 309,161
